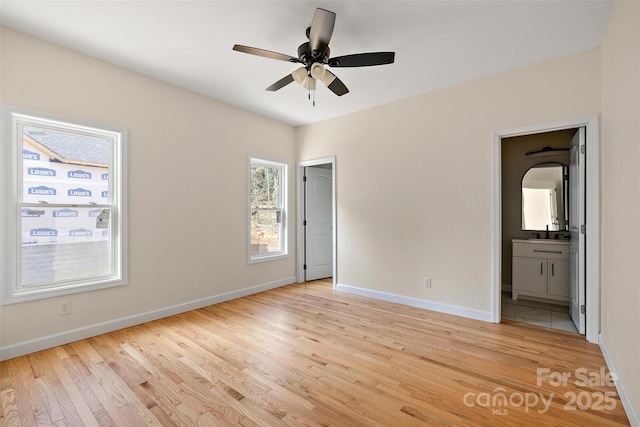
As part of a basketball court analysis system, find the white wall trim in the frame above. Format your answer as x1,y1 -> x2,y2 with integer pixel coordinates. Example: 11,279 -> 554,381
0,277 -> 296,361
599,334 -> 640,426
336,283 -> 493,322
296,156 -> 337,289
492,115 -> 600,344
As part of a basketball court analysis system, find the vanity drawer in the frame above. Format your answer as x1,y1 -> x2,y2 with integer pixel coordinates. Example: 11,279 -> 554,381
513,242 -> 569,260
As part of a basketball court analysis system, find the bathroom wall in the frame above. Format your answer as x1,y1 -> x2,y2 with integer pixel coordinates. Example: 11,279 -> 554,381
501,130 -> 573,287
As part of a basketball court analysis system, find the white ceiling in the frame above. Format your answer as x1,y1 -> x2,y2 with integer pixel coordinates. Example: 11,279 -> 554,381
1,1 -> 613,127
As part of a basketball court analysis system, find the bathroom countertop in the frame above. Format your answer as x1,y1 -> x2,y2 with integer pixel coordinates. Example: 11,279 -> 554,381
512,238 -> 570,245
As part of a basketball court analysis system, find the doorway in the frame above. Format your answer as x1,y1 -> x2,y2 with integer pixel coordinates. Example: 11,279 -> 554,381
492,116 -> 600,344
296,157 -> 336,288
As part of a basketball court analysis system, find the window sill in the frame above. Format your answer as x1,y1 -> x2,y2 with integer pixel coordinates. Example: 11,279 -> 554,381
2,278 -> 127,305
248,253 -> 289,264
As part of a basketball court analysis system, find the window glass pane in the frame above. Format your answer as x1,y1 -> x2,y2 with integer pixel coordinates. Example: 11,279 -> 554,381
249,158 -> 286,261
21,206 -> 111,287
4,110 -> 125,302
22,126 -> 110,204
250,209 -> 282,256
250,165 -> 281,209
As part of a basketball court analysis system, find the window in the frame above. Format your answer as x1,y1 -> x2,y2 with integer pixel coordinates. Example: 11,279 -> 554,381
1,109 -> 127,303
248,157 -> 287,262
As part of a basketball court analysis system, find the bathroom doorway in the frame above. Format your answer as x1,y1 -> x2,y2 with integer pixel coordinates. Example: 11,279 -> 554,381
492,116 -> 600,343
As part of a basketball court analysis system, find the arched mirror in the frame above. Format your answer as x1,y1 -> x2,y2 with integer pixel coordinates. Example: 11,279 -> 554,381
521,163 -> 568,231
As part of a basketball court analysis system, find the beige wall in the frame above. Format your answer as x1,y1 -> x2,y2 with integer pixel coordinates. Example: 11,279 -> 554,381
297,48 -> 600,314
0,27 -> 296,350
601,0 -> 640,416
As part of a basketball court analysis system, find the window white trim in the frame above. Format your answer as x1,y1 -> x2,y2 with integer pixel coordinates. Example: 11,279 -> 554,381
247,156 -> 288,264
1,106 -> 128,304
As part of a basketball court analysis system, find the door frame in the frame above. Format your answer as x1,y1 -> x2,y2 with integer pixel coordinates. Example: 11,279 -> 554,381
296,157 -> 337,289
492,116 -> 599,343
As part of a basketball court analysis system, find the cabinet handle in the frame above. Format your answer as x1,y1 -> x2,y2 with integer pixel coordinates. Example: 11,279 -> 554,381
540,262 -> 543,275
551,263 -> 555,276
533,250 -> 563,254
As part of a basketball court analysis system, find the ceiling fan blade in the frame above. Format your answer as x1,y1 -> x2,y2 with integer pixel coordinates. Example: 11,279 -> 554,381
308,8 -> 336,54
328,52 -> 395,67
233,44 -> 300,63
266,74 -> 295,91
320,70 -> 349,96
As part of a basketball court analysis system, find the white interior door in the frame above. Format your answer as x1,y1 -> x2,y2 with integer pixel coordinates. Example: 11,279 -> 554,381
569,127 -> 586,334
304,166 -> 333,281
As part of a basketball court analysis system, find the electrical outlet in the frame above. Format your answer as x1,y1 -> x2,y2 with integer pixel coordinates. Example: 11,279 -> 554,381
59,300 -> 71,315
424,277 -> 431,288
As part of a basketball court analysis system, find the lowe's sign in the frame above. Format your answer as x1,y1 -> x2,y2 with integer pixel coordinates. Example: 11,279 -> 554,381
22,209 -> 44,217
69,228 -> 92,237
30,228 -> 58,237
28,185 -> 56,196
68,169 -> 92,179
53,208 -> 79,218
68,188 -> 91,197
23,149 -> 41,161
28,167 -> 56,177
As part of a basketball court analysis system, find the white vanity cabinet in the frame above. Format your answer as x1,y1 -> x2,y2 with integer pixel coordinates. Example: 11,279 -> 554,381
512,239 -> 570,302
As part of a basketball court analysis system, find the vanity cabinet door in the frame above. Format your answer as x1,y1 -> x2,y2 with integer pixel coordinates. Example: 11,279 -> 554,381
513,257 -> 546,294
547,260 -> 570,297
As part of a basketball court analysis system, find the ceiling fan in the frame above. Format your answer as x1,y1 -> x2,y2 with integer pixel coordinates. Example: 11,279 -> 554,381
233,8 -> 395,99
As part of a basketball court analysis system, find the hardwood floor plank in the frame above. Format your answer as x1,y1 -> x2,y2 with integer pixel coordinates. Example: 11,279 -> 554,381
0,389 -> 22,427
29,351 -> 85,427
0,279 -> 630,426
7,357 -> 39,427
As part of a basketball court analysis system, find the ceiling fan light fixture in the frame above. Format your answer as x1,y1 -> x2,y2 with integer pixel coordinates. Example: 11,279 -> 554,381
310,62 -> 326,80
292,67 -> 316,90
303,77 -> 316,91
292,67 -> 308,85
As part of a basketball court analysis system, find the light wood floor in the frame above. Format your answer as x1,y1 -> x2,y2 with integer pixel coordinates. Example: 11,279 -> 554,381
0,279 -> 630,426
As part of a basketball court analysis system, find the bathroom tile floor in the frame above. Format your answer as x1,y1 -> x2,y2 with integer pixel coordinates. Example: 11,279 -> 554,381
501,291 -> 579,334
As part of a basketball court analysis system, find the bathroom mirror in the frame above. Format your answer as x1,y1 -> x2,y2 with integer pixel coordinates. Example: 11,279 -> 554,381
521,163 -> 568,231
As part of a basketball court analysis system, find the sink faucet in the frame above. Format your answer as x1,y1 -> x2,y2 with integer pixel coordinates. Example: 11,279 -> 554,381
545,225 -> 550,239
531,232 -> 541,239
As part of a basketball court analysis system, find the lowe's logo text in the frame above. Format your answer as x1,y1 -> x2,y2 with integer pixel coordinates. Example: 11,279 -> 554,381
28,186 -> 56,196
101,191 -> 108,198
28,167 -> 56,177
89,209 -> 103,217
68,170 -> 92,179
23,150 -> 40,160
68,188 -> 91,197
70,228 -> 92,237
101,173 -> 109,180
30,228 -> 58,237
53,208 -> 79,218
22,209 -> 44,217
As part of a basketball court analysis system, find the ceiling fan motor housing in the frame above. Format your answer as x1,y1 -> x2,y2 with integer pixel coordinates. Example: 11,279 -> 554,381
297,42 -> 330,65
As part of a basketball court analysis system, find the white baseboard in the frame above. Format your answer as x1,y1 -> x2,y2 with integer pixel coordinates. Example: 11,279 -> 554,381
599,334 -> 640,427
0,277 -> 296,361
335,283 -> 493,322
